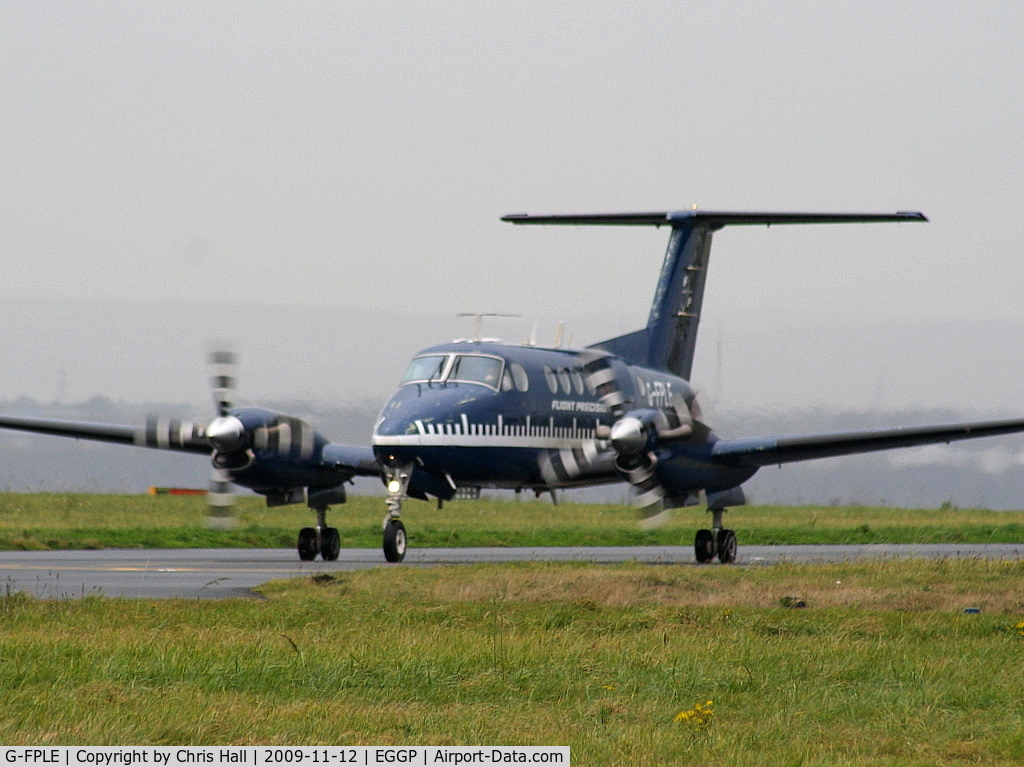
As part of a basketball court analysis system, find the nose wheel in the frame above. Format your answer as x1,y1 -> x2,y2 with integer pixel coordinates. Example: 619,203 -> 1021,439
382,461 -> 414,563
383,518 -> 407,562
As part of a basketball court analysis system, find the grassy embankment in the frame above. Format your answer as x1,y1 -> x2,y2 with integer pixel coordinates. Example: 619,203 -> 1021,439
3,494 -> 1024,760
2,559 -> 1024,762
1,492 -> 1024,550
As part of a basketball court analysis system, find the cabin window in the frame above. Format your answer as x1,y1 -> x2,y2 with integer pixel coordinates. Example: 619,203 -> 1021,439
401,354 -> 448,384
449,354 -> 503,389
544,366 -> 558,393
571,368 -> 585,395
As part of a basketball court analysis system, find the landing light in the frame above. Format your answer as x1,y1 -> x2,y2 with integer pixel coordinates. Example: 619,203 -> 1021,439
388,480 -> 402,494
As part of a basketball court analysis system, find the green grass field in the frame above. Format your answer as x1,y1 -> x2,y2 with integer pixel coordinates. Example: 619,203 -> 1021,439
2,559 -> 1024,763
1,492 -> 1023,550
3,493 -> 1024,761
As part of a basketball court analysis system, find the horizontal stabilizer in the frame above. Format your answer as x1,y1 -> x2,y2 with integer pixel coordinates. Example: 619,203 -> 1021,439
710,418 -> 1024,467
506,208 -> 927,378
502,210 -> 927,228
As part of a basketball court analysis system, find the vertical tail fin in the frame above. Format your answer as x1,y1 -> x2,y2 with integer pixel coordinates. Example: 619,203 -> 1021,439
503,210 -> 926,379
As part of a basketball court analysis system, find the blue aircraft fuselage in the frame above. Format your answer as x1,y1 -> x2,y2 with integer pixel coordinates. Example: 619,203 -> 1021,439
370,340 -> 756,503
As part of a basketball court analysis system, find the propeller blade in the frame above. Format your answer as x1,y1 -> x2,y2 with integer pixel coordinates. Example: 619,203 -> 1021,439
616,448 -> 664,500
539,439 -> 612,485
206,466 -> 236,529
580,351 -> 627,418
619,451 -> 672,529
208,342 -> 238,417
638,507 -> 672,530
206,341 -> 241,528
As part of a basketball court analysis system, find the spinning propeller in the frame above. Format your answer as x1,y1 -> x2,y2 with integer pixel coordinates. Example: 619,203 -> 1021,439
583,351 -> 700,527
199,343 -> 320,528
539,351 -> 702,526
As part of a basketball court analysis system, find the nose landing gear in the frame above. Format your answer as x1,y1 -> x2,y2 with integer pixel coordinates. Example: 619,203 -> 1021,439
382,462 -> 414,563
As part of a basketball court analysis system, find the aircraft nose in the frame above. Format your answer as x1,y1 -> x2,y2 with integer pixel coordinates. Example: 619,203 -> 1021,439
609,416 -> 647,455
206,415 -> 246,451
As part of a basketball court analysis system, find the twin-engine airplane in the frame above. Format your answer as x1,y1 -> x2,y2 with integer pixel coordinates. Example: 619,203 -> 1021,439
3,209 -> 1024,564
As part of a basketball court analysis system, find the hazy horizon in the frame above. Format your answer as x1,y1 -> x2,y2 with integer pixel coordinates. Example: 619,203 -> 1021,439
0,295 -> 1021,417
2,2 -> 1024,496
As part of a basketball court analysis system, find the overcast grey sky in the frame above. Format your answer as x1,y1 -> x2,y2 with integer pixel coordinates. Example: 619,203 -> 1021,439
1,2 -> 1023,413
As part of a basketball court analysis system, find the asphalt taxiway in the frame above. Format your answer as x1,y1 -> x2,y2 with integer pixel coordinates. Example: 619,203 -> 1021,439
2,544 -> 1024,599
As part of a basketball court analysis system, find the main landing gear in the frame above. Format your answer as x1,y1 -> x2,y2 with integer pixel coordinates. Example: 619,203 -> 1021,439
297,504 -> 341,562
293,464 -> 413,564
694,508 -> 737,564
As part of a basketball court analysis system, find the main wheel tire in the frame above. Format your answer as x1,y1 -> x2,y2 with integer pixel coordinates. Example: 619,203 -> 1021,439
717,529 -> 738,564
383,519 -> 407,563
297,527 -> 319,561
320,527 -> 341,561
694,529 -> 715,563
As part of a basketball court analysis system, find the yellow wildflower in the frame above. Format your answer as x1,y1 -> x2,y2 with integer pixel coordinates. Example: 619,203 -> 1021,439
674,700 -> 714,726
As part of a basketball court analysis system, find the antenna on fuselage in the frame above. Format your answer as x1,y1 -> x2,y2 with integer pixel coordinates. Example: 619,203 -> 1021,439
456,312 -> 522,342
551,322 -> 574,349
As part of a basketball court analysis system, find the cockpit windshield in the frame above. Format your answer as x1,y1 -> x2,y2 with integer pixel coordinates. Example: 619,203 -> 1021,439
449,354 -> 503,388
400,353 -> 505,391
400,354 -> 448,384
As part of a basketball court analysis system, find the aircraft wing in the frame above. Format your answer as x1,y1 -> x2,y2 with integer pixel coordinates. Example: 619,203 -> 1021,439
710,418 -> 1024,467
0,413 -> 382,477
0,414 -> 210,453
320,443 -> 383,476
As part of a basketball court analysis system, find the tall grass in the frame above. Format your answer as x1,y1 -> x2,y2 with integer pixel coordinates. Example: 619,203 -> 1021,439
0,492 -> 1023,550
2,559 -> 1024,763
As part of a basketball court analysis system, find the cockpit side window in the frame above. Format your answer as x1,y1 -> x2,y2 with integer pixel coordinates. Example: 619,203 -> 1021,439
501,361 -> 530,392
401,354 -> 448,384
509,362 -> 529,392
449,354 -> 503,389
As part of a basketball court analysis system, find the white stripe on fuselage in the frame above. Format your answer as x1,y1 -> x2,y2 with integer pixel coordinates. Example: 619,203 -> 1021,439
372,414 -> 604,450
